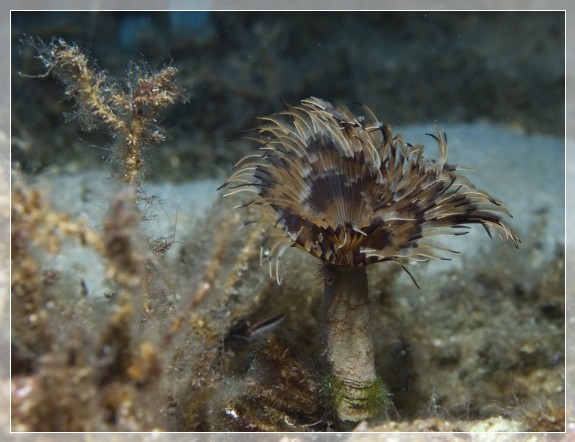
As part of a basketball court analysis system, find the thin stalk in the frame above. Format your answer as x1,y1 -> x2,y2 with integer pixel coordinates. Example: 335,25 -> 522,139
323,264 -> 386,421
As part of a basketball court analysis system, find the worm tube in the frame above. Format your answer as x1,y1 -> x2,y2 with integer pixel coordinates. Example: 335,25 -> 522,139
323,264 -> 389,421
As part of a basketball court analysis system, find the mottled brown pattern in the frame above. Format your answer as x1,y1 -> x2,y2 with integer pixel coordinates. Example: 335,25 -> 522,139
221,97 -> 519,279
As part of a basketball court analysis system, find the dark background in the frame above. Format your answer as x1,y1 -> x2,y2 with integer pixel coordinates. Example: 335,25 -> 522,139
11,11 -> 565,180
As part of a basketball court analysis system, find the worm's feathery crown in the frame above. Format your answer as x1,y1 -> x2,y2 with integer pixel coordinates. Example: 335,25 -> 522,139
221,97 -> 519,277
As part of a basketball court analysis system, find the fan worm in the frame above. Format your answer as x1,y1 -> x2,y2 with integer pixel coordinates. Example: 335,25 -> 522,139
220,97 -> 519,422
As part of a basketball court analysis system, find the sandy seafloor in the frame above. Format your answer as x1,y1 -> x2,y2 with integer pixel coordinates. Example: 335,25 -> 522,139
30,122 -> 565,300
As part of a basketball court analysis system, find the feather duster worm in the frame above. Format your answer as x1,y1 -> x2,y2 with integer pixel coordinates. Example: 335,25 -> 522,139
220,97 -> 519,422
